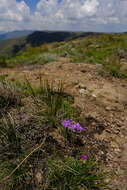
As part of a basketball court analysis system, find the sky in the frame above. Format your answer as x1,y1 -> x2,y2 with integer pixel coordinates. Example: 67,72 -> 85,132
16,0 -> 40,11
0,0 -> 127,33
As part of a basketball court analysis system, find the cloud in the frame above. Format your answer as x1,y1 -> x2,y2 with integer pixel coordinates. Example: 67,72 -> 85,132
0,0 -> 31,31
0,0 -> 30,21
0,0 -> 127,32
34,0 -> 126,31
36,0 -> 99,21
33,0 -> 101,31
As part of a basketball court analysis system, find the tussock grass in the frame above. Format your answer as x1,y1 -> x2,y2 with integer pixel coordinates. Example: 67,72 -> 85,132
0,114 -> 21,155
25,78 -> 75,126
0,80 -> 22,111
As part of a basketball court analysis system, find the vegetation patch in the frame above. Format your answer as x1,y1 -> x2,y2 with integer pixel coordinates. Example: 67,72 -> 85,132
0,78 -> 108,190
47,156 -> 105,190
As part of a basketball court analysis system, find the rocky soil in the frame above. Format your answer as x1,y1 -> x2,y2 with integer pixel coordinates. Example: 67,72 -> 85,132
0,58 -> 127,190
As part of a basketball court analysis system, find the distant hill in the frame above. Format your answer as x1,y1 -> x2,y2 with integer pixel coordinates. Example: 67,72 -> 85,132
0,30 -> 34,41
26,31 -> 95,47
0,31 -> 96,56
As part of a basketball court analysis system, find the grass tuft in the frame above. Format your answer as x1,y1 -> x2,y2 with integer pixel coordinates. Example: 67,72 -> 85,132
25,78 -> 75,126
0,80 -> 21,111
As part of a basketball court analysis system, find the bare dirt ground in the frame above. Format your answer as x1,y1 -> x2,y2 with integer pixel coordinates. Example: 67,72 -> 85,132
0,59 -> 127,190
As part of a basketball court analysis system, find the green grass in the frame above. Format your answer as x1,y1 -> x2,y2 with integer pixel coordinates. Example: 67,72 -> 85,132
0,37 -> 26,58
0,160 -> 32,190
47,156 -> 106,190
6,53 -> 58,67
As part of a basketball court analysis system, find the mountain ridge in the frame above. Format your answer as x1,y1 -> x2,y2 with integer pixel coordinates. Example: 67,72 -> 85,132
0,30 -> 34,41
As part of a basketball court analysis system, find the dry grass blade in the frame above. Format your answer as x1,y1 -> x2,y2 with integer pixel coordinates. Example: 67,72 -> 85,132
0,135 -> 47,183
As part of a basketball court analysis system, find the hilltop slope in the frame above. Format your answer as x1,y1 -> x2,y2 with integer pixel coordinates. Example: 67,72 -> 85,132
1,33 -> 127,78
0,32 -> 127,189
0,58 -> 127,190
0,31 -> 96,57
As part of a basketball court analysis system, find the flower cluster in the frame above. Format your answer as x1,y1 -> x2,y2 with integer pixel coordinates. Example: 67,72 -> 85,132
80,154 -> 89,160
62,120 -> 85,132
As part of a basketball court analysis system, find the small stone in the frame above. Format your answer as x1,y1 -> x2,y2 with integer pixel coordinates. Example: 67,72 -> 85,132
105,106 -> 111,111
79,89 -> 89,95
100,151 -> 105,155
35,171 -> 43,184
114,148 -> 121,153
104,178 -> 110,184
92,93 -> 97,98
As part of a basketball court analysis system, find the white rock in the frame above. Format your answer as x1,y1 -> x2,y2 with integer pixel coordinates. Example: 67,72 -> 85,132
92,93 -> 97,98
105,106 -> 112,111
79,89 -> 89,95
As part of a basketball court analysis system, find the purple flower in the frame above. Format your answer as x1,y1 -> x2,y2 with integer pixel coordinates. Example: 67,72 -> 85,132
72,123 -> 85,132
80,154 -> 89,160
62,120 -> 72,128
71,124 -> 77,130
62,120 -> 86,132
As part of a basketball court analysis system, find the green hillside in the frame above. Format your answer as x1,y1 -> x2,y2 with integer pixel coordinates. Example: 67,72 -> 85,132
1,33 -> 127,78
0,31 -> 95,57
0,37 -> 26,57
